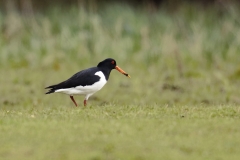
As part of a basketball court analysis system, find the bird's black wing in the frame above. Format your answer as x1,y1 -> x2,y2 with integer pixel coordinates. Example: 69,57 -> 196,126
45,67 -> 101,94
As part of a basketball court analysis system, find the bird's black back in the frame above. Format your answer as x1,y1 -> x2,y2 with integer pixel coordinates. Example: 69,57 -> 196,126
45,67 -> 102,94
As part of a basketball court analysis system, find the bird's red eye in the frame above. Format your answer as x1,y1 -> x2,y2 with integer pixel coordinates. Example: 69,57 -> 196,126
111,61 -> 115,64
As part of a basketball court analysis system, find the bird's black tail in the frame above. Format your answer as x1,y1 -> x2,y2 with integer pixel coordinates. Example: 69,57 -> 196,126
45,85 -> 56,94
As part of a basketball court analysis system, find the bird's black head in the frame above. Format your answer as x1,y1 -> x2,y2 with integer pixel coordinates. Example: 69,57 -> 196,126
97,58 -> 117,70
97,58 -> 130,78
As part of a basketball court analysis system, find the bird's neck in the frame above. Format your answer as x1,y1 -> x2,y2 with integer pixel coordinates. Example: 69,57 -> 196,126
99,67 -> 111,80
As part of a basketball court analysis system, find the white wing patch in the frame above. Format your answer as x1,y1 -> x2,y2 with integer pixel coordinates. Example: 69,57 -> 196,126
55,71 -> 107,95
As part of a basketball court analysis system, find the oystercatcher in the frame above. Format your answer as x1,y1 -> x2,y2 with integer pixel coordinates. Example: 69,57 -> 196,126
45,58 -> 130,107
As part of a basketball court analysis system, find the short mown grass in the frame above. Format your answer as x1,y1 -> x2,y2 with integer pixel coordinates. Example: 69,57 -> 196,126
1,104 -> 240,160
1,3 -> 240,160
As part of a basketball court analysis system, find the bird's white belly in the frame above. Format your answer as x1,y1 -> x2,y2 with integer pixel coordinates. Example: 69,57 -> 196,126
55,71 -> 107,95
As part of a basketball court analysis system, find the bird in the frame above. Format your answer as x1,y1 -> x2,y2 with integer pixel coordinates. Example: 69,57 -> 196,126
45,58 -> 130,107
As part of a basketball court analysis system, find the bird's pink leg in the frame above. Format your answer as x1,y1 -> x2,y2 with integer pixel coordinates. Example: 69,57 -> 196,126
84,99 -> 87,106
70,96 -> 78,107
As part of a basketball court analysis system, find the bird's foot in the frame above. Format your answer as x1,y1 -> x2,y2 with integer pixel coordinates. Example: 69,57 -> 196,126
70,96 -> 78,107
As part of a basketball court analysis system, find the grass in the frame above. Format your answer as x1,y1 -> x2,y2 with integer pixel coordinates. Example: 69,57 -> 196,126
1,3 -> 240,160
1,105 -> 240,160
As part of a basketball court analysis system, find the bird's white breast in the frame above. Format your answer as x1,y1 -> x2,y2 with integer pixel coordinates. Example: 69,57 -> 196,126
55,71 -> 107,95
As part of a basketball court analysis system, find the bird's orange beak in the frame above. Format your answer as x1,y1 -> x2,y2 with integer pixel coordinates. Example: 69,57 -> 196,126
115,66 -> 131,78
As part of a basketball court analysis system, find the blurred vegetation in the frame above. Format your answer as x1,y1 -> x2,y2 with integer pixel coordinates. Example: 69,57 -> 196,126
1,2 -> 240,159
0,1 -> 240,106
0,0 -> 240,13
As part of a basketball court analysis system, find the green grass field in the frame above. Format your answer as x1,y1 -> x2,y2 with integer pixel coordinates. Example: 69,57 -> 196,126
1,104 -> 240,160
1,3 -> 240,160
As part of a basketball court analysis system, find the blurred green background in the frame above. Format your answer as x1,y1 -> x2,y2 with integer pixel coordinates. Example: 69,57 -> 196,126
1,0 -> 240,106
1,1 -> 240,160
